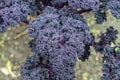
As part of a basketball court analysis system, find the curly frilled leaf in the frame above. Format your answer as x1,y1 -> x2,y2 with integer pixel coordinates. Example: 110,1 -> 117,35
107,0 -> 120,18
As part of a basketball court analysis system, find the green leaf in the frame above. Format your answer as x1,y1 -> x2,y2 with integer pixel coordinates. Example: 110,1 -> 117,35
115,47 -> 119,52
82,72 -> 88,80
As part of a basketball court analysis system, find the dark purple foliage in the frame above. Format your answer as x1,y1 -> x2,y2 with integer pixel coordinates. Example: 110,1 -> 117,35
23,6 -> 92,80
0,0 -> 120,80
92,26 -> 118,53
101,46 -> 120,80
0,0 -> 39,32
51,0 -> 99,11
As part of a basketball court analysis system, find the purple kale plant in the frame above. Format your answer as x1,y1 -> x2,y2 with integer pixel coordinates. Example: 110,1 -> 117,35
23,6 -> 92,79
51,0 -> 99,11
0,0 -> 39,32
101,46 -> 120,80
0,0 -> 120,80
